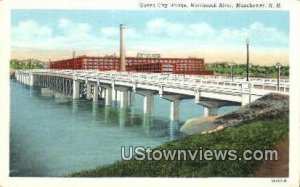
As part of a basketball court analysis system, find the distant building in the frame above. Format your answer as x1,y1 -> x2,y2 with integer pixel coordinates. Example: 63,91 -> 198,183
49,56 -> 213,75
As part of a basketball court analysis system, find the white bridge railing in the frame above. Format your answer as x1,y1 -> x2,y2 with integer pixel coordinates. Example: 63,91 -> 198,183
18,69 -> 290,94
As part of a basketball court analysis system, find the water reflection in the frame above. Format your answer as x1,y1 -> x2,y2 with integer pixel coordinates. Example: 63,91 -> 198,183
129,107 -> 136,125
92,102 -> 99,122
29,86 -> 33,96
142,115 -> 153,135
104,106 -> 110,124
40,88 -> 54,97
169,121 -> 180,141
11,81 -> 237,177
71,99 -> 79,114
119,108 -> 128,128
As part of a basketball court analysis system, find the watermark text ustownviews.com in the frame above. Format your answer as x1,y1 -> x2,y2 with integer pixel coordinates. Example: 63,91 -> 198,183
121,146 -> 278,161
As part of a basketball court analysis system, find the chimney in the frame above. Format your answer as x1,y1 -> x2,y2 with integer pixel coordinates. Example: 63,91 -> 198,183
120,24 -> 126,71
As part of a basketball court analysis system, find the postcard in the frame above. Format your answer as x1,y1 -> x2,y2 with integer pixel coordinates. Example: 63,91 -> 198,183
0,0 -> 299,187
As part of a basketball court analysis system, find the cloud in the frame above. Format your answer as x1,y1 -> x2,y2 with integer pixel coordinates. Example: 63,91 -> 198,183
187,23 -> 215,37
100,27 -> 118,37
142,18 -> 288,51
11,18 -> 288,54
58,18 -> 72,29
57,18 -> 92,39
12,19 -> 99,50
248,22 -> 288,45
146,18 -> 215,38
146,18 -> 185,37
12,20 -> 52,40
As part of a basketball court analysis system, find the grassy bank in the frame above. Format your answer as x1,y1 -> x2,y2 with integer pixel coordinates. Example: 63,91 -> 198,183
71,114 -> 288,177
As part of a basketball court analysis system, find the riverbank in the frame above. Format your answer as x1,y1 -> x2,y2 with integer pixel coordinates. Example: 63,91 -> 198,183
181,93 -> 289,135
71,93 -> 289,177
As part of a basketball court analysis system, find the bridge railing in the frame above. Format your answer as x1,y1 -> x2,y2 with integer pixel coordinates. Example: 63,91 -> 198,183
20,69 -> 289,93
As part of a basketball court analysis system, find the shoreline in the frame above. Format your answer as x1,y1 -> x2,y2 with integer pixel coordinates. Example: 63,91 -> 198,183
180,116 -> 218,135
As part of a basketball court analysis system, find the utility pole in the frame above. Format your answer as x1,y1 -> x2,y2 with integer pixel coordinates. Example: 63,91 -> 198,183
276,62 -> 281,91
246,39 -> 250,81
230,62 -> 234,82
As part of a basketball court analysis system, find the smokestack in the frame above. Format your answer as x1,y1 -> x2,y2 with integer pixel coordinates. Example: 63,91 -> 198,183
120,24 -> 126,71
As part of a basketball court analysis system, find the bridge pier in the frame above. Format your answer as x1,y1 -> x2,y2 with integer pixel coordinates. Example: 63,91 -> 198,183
161,95 -> 193,121
19,74 -> 23,83
23,74 -> 28,85
198,99 -> 240,117
23,75 -> 26,84
73,79 -> 80,99
117,90 -> 122,102
120,90 -> 128,108
105,87 -> 112,106
29,73 -> 34,86
93,84 -> 99,102
24,75 -> 27,85
22,74 -> 25,84
136,90 -> 156,115
170,100 -> 180,121
144,94 -> 153,115
111,81 -> 118,105
199,102 -> 219,117
86,84 -> 92,100
100,84 -> 113,106
115,87 -> 129,109
100,88 -> 106,99
194,90 -> 201,104
129,91 -> 135,106
161,95 -> 181,121
112,88 -> 117,103
24,74 -> 29,85
203,106 -> 218,116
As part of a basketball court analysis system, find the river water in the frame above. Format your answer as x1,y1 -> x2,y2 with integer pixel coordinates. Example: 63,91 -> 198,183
10,80 -> 237,177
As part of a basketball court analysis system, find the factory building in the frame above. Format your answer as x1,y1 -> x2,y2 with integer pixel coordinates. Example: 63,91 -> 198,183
49,24 -> 213,75
49,56 -> 213,75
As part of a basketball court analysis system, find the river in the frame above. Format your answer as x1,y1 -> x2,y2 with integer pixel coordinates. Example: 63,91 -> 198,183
10,80 -> 237,177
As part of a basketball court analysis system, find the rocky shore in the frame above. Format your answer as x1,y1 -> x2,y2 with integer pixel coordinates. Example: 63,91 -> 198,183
181,93 -> 289,135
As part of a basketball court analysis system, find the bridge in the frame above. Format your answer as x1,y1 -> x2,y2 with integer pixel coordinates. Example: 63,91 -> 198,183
15,69 -> 289,121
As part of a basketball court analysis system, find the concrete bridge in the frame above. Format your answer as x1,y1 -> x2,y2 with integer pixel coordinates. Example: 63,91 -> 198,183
15,69 -> 289,121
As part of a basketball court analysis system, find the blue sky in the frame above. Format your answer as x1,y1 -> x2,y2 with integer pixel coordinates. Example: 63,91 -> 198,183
11,10 -> 289,63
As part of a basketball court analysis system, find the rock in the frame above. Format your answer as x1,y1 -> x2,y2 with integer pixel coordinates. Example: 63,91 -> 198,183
181,93 -> 289,135
213,93 -> 289,128
180,116 -> 217,135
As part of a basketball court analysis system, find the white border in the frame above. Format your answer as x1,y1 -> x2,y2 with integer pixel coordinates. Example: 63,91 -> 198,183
0,0 -> 299,187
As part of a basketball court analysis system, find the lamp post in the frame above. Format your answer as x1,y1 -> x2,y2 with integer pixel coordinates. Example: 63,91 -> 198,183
246,39 -> 250,81
275,62 -> 281,91
230,62 -> 235,82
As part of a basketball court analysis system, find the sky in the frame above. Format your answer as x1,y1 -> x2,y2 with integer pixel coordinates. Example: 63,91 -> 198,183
11,10 -> 289,65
